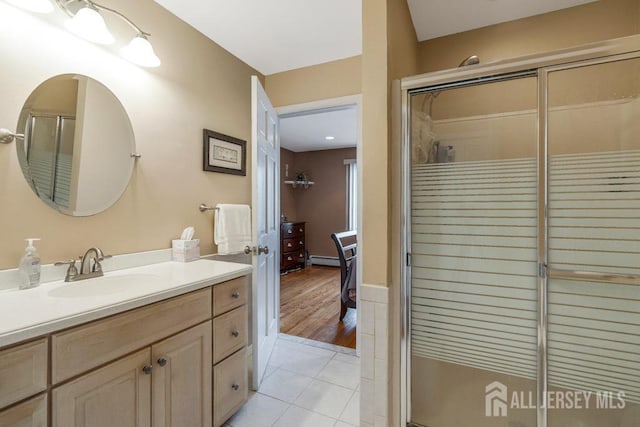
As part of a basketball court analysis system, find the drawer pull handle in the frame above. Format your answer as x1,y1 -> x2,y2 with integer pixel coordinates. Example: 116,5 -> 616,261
232,291 -> 241,299
287,256 -> 293,261
231,330 -> 240,338
287,243 -> 292,247
231,383 -> 240,391
142,365 -> 153,375
299,228 -> 303,232
299,241 -> 303,245
287,230 -> 292,234
157,357 -> 168,367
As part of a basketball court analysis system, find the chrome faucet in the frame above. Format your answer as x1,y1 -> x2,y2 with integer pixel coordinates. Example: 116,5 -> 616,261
55,247 -> 111,282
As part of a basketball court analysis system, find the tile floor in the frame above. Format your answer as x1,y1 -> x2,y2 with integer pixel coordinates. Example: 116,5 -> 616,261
226,336 -> 360,427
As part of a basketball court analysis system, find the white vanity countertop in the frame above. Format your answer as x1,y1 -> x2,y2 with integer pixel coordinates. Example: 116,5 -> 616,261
0,259 -> 252,348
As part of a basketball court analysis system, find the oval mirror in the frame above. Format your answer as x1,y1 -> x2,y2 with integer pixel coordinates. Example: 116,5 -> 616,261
16,74 -> 135,216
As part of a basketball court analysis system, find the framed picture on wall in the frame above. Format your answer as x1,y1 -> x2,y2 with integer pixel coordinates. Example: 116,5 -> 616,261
203,129 -> 246,176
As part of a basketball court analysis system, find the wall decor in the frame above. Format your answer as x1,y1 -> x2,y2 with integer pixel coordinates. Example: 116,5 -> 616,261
203,129 -> 246,176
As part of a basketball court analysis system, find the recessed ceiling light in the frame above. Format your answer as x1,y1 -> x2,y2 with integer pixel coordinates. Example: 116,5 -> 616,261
325,136 -> 335,140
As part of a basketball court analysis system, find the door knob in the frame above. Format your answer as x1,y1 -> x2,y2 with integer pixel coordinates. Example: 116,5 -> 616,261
258,245 -> 269,255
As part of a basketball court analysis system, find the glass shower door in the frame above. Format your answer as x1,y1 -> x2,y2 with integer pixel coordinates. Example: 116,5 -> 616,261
409,76 -> 539,427
546,58 -> 640,426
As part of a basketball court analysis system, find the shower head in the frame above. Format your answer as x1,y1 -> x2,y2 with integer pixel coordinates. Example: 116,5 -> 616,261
459,55 -> 480,67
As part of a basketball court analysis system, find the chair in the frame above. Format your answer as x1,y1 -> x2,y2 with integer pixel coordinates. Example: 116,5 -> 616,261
331,230 -> 357,321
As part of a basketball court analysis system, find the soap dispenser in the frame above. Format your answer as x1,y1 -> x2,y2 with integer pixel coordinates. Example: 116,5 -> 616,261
19,238 -> 41,290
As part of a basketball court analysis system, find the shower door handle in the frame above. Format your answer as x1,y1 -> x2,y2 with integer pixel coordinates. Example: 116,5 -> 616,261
547,268 -> 640,285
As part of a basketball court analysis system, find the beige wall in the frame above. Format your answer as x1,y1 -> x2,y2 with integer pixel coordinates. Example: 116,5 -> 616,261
0,0 -> 261,269
417,0 -> 640,73
361,0 -> 419,286
361,0 -> 389,286
265,56 -> 362,107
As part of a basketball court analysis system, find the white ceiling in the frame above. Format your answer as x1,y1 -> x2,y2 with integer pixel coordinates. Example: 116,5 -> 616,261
280,107 -> 357,153
152,1 -> 598,151
153,0 -> 362,75
407,0 -> 598,41
155,0 -> 599,76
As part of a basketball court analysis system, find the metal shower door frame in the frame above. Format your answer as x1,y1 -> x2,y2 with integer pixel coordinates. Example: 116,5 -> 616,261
400,34 -> 640,427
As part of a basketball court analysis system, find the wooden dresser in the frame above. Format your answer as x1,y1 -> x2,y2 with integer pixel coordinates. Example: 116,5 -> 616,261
280,221 -> 306,273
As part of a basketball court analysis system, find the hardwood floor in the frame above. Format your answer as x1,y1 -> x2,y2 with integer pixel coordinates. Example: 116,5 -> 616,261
280,266 -> 356,349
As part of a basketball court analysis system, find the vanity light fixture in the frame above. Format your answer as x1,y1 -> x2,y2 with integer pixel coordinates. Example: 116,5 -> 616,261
55,0 -> 161,67
5,0 -> 54,13
121,35 -> 161,68
64,4 -> 114,45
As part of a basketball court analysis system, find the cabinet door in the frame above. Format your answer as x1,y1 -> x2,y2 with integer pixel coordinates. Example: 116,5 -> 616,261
52,349 -> 151,427
152,321 -> 212,427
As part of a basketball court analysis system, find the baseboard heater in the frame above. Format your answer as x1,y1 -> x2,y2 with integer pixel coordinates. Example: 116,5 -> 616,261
309,255 -> 340,267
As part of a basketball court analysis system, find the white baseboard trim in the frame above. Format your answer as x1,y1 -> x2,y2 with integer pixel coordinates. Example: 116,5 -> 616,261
309,256 -> 340,267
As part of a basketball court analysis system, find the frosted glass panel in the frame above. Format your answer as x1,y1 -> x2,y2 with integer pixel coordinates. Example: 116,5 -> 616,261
410,77 -> 538,427
547,58 -> 640,426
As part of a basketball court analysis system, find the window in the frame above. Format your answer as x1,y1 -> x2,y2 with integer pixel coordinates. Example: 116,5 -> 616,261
345,159 -> 357,230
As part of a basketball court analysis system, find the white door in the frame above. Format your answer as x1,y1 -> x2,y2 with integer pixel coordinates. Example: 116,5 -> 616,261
251,76 -> 280,389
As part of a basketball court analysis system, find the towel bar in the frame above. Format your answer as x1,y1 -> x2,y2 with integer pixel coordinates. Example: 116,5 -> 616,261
199,204 -> 219,212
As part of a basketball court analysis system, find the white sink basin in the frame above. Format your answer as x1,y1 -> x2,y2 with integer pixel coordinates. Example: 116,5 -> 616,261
48,274 -> 161,298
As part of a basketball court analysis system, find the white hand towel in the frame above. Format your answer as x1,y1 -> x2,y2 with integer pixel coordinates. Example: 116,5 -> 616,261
214,204 -> 252,255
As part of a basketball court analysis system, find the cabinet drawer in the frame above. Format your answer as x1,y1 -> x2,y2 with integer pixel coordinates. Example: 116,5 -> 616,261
213,276 -> 248,316
282,238 -> 303,252
213,347 -> 247,427
0,338 -> 47,409
282,251 -> 305,265
213,306 -> 248,364
281,222 -> 304,238
52,288 -> 211,384
0,393 -> 47,427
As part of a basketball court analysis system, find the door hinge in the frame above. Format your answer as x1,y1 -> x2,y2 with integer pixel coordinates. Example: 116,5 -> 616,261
538,262 -> 548,278
406,252 -> 412,267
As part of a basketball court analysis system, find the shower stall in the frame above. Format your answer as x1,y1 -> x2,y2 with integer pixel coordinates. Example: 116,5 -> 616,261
402,36 -> 640,427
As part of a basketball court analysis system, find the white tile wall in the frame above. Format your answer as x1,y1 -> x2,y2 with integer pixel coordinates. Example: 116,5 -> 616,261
360,284 -> 389,427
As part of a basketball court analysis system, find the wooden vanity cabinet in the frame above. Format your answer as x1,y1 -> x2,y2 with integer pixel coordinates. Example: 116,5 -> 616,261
0,274 -> 249,427
52,321 -> 212,427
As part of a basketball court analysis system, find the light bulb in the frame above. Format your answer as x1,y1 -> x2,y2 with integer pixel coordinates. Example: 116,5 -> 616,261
65,6 -> 114,45
5,0 -> 53,13
121,35 -> 161,68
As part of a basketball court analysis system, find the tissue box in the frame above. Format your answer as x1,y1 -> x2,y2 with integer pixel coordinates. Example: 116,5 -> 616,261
172,239 -> 200,262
